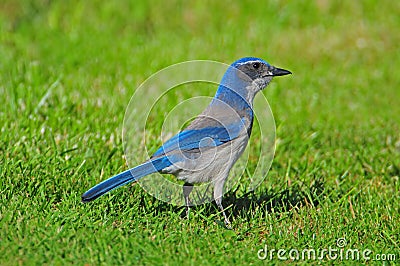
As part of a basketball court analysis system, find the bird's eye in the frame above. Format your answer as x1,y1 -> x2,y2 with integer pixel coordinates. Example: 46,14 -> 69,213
252,62 -> 260,69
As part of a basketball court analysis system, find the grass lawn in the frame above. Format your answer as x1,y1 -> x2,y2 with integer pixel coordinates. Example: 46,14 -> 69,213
1,1 -> 399,265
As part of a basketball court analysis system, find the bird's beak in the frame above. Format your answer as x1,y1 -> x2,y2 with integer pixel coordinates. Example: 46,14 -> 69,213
264,67 -> 292,77
271,67 -> 292,76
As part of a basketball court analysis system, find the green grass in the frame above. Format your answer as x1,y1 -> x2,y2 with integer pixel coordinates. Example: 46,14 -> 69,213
1,0 -> 399,265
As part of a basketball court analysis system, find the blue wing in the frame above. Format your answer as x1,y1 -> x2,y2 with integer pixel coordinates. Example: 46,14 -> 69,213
152,119 -> 246,157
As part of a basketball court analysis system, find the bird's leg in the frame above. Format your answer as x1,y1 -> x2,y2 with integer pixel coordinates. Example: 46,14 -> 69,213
214,178 -> 230,226
183,182 -> 193,218
215,196 -> 230,226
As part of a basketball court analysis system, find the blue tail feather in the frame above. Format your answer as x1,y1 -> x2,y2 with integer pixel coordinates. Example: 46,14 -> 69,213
82,157 -> 171,202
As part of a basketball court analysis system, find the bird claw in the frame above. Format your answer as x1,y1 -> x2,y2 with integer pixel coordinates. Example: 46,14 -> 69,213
185,206 -> 190,219
222,212 -> 231,229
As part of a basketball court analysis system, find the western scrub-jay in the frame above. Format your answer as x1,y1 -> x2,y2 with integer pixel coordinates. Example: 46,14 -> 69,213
82,57 -> 291,225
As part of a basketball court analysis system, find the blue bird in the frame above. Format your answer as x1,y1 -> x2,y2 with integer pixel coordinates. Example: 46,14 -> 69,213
82,57 -> 291,225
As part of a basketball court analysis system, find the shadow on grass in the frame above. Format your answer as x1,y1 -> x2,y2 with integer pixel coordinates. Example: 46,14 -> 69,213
225,176 -> 326,221
147,175 -> 327,223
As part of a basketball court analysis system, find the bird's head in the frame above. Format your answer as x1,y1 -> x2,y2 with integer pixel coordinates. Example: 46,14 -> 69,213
231,57 -> 292,90
216,57 -> 291,105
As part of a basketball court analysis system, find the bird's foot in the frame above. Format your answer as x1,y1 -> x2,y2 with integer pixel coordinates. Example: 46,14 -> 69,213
222,211 -> 232,229
185,205 -> 190,219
